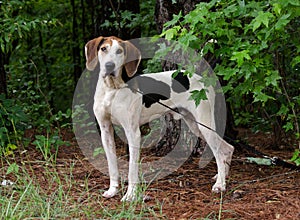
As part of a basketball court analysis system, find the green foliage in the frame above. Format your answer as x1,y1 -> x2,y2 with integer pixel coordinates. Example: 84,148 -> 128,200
190,89 -> 208,107
32,133 -> 68,162
290,149 -> 300,166
4,0 -> 74,113
101,0 -> 157,37
0,94 -> 29,155
0,161 -> 164,219
0,0 -> 57,53
6,162 -> 19,175
0,0 -> 76,156
160,0 -> 300,142
0,93 -> 70,157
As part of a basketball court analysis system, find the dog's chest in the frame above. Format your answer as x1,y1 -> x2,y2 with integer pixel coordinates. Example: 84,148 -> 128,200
94,85 -> 141,121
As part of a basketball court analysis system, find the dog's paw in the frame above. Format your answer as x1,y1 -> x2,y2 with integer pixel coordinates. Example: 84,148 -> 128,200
121,185 -> 137,202
212,173 -> 229,180
102,186 -> 118,198
121,191 -> 136,202
212,182 -> 226,193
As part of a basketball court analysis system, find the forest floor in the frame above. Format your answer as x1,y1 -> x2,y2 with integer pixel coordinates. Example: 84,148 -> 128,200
1,128 -> 300,219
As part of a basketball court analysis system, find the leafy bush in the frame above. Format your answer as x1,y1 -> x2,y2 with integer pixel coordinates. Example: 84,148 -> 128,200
0,95 -> 28,155
100,0 -> 157,37
32,132 -> 68,162
290,149 -> 300,166
160,0 -> 300,147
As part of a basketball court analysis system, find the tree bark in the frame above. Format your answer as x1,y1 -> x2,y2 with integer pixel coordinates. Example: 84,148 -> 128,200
153,0 -> 202,155
0,50 -> 8,97
154,0 -> 237,155
71,0 -> 82,83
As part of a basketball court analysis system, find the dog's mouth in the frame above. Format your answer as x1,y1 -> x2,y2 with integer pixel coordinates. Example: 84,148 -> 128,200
104,71 -> 116,78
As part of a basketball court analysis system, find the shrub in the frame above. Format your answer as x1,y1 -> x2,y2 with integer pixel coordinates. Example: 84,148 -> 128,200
160,0 -> 300,148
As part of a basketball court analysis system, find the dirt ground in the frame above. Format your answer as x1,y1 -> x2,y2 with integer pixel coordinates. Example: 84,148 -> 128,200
3,129 -> 300,219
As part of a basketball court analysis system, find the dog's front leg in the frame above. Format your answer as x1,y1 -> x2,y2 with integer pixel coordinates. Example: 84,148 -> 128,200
121,126 -> 141,201
99,120 -> 119,198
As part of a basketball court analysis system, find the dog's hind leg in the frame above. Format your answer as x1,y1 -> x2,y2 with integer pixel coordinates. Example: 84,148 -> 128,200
182,107 -> 234,192
198,124 -> 234,192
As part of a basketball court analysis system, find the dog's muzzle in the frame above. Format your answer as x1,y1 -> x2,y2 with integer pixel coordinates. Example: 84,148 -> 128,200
105,62 -> 116,77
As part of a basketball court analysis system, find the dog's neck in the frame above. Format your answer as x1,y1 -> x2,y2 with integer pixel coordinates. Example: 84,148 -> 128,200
103,76 -> 124,89
102,69 -> 126,89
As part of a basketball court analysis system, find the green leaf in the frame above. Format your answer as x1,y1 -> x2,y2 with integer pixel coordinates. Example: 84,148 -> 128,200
230,50 -> 251,67
252,11 -> 274,31
291,149 -> 299,161
216,66 -> 238,81
4,33 -> 10,43
7,143 -> 17,150
289,0 -> 300,6
264,71 -> 281,87
184,8 -> 206,25
291,56 -> 300,67
164,11 -> 182,28
189,89 -> 208,107
6,163 -> 19,175
178,32 -> 198,48
275,14 -> 291,30
200,75 -> 217,87
223,4 -> 238,17
277,104 -> 289,116
283,121 -> 294,131
121,10 -> 134,21
273,3 -> 282,15
162,26 -> 180,40
253,91 -> 275,103
290,150 -> 300,166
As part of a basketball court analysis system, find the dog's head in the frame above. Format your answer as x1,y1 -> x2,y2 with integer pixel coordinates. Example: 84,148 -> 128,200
85,36 -> 141,78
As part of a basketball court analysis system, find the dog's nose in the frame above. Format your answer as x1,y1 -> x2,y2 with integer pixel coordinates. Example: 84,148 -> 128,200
105,62 -> 115,73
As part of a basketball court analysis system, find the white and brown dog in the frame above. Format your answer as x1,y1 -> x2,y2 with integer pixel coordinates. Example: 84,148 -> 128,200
85,36 -> 234,201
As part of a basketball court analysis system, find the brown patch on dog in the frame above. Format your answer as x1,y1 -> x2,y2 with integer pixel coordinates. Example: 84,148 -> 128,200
85,36 -> 123,71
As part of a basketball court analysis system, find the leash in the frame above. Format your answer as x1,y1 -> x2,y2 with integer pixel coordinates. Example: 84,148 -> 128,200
126,85 -> 300,171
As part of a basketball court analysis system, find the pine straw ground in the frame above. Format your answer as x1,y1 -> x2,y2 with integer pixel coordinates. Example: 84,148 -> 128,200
1,129 -> 300,219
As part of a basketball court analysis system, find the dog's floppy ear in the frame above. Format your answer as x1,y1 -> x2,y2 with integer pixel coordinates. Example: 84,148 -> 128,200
123,41 -> 141,77
85,36 -> 104,71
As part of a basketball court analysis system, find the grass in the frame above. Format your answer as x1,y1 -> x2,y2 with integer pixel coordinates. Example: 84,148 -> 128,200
2,164 -> 74,219
0,134 -> 229,219
0,158 -> 232,219
0,155 -> 166,219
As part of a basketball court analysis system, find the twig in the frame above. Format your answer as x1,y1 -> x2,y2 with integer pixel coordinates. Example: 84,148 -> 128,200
280,78 -> 300,150
30,60 -> 61,133
276,50 -> 300,149
108,0 -> 121,36
238,170 -> 299,185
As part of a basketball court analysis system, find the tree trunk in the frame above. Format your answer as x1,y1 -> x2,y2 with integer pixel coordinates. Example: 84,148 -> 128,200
153,0 -> 202,155
154,0 -> 237,155
0,50 -> 8,97
71,0 -> 82,83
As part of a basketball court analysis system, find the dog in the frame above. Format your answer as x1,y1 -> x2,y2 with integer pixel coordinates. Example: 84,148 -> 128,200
84,36 -> 234,201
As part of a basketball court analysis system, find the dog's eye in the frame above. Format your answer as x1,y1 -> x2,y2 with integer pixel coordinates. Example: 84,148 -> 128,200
116,49 -> 123,54
101,47 -> 107,52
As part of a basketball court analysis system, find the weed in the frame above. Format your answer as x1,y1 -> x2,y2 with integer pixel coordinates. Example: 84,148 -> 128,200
290,149 -> 300,166
0,155 -> 165,219
32,132 -> 68,163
